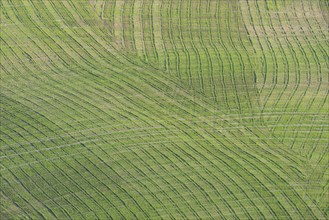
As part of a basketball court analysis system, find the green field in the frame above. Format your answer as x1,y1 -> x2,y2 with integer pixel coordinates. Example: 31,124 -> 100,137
1,0 -> 328,219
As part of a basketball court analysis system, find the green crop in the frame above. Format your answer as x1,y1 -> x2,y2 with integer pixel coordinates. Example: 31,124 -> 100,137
1,0 -> 328,219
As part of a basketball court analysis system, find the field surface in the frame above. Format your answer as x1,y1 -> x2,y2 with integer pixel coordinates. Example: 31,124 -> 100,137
1,0 -> 328,219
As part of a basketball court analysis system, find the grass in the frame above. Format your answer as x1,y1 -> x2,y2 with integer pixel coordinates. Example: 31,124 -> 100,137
1,0 -> 328,219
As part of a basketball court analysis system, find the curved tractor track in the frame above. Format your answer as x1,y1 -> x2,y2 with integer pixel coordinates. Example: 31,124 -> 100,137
1,0 -> 328,219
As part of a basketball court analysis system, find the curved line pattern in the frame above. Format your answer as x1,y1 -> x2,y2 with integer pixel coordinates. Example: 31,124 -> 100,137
1,0 -> 328,219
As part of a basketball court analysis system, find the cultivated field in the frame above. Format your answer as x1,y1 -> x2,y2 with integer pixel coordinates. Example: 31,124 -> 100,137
1,0 -> 328,219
